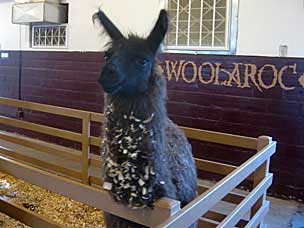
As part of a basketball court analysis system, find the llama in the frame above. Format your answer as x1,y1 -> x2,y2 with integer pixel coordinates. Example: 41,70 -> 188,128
93,9 -> 198,228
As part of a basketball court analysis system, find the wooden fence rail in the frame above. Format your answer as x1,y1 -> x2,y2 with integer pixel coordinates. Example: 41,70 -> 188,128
0,97 -> 276,228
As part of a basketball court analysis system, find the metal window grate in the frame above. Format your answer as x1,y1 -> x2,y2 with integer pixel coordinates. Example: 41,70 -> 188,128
31,24 -> 68,48
166,0 -> 231,51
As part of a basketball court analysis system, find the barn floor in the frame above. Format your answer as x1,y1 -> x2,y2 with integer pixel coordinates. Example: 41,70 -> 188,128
0,131 -> 303,228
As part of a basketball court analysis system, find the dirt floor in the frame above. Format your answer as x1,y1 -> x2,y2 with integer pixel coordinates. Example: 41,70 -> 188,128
0,172 -> 105,228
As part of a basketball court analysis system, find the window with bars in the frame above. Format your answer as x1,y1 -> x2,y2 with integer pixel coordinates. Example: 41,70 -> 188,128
165,0 -> 238,53
31,24 -> 68,48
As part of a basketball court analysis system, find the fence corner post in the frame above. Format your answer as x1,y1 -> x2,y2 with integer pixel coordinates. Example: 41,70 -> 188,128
250,136 -> 272,227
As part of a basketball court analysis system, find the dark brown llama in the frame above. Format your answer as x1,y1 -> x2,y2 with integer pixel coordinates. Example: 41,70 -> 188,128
93,9 -> 198,228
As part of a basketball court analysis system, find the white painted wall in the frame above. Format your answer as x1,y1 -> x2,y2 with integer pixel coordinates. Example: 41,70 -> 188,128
67,0 -> 161,51
0,0 -> 304,57
237,0 -> 304,57
0,1 -> 21,50
0,0 -> 161,51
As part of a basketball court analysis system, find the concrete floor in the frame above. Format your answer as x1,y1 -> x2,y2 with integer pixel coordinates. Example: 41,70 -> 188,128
266,197 -> 303,228
0,131 -> 303,228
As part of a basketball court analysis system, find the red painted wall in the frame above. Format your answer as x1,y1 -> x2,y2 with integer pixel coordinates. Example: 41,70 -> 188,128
0,51 -> 303,200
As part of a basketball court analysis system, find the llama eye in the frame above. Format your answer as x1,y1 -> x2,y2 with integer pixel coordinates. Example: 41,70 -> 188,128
104,52 -> 111,61
136,59 -> 149,66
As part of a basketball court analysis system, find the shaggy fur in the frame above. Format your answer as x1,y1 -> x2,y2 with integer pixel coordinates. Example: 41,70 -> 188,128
94,9 -> 198,228
102,67 -> 197,228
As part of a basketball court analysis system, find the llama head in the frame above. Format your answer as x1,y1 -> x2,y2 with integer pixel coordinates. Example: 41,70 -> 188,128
93,10 -> 168,96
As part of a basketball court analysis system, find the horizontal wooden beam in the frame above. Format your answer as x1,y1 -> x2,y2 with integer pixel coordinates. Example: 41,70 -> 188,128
90,112 -> 104,123
0,97 -> 88,119
89,175 -> 103,186
196,158 -> 254,181
0,196 -> 65,228
198,183 -> 246,205
0,131 -> 81,162
195,158 -> 236,175
88,154 -> 102,167
90,136 -> 103,147
203,210 -> 248,227
0,146 -> 81,180
0,115 -> 82,143
180,126 -> 258,149
0,154 -> 181,227
198,218 -> 218,228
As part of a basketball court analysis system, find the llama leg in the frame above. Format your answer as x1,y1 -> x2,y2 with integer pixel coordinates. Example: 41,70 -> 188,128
104,213 -> 147,228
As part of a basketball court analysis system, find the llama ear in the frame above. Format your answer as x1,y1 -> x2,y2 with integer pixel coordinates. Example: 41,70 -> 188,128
147,10 -> 168,53
92,10 -> 124,41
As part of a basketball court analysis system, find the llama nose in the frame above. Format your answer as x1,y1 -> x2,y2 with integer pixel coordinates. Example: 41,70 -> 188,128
99,63 -> 121,85
103,63 -> 117,76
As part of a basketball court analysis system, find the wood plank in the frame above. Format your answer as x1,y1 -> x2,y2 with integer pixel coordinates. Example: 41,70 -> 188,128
195,158 -> 236,175
89,175 -> 103,186
0,115 -> 82,142
90,136 -> 103,147
251,136 -> 272,228
0,97 -> 87,119
217,174 -> 273,227
245,201 -> 270,228
198,184 -> 246,205
81,114 -> 90,184
155,141 -> 276,228
180,126 -> 258,149
0,196 -> 65,228
89,155 -> 102,167
90,112 -> 104,123
198,218 -> 218,228
0,154 -> 181,227
0,146 -> 81,180
196,158 -> 254,181
0,131 -> 81,162
203,211 -> 248,227
203,210 -> 225,223
89,154 -> 103,167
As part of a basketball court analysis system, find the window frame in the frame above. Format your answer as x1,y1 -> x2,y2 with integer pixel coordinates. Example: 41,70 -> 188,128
163,0 -> 239,55
31,24 -> 69,49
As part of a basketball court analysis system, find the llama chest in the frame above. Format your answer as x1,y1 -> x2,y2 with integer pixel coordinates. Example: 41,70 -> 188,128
103,106 -> 158,208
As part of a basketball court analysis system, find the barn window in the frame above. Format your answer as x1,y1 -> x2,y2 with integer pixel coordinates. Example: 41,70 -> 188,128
31,24 -> 68,48
165,0 -> 238,54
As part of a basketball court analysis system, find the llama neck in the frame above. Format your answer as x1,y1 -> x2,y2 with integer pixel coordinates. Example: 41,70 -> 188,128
102,72 -> 168,207
104,70 -> 167,149
106,92 -> 166,123
104,88 -> 167,155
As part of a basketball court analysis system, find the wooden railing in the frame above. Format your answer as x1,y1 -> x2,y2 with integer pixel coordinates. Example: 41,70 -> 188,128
0,97 -> 276,228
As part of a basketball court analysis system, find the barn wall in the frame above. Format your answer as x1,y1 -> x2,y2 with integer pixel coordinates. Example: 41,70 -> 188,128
1,0 -> 304,57
0,50 -> 303,200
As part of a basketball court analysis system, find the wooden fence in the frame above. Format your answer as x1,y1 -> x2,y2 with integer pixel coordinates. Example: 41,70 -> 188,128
0,97 -> 276,228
